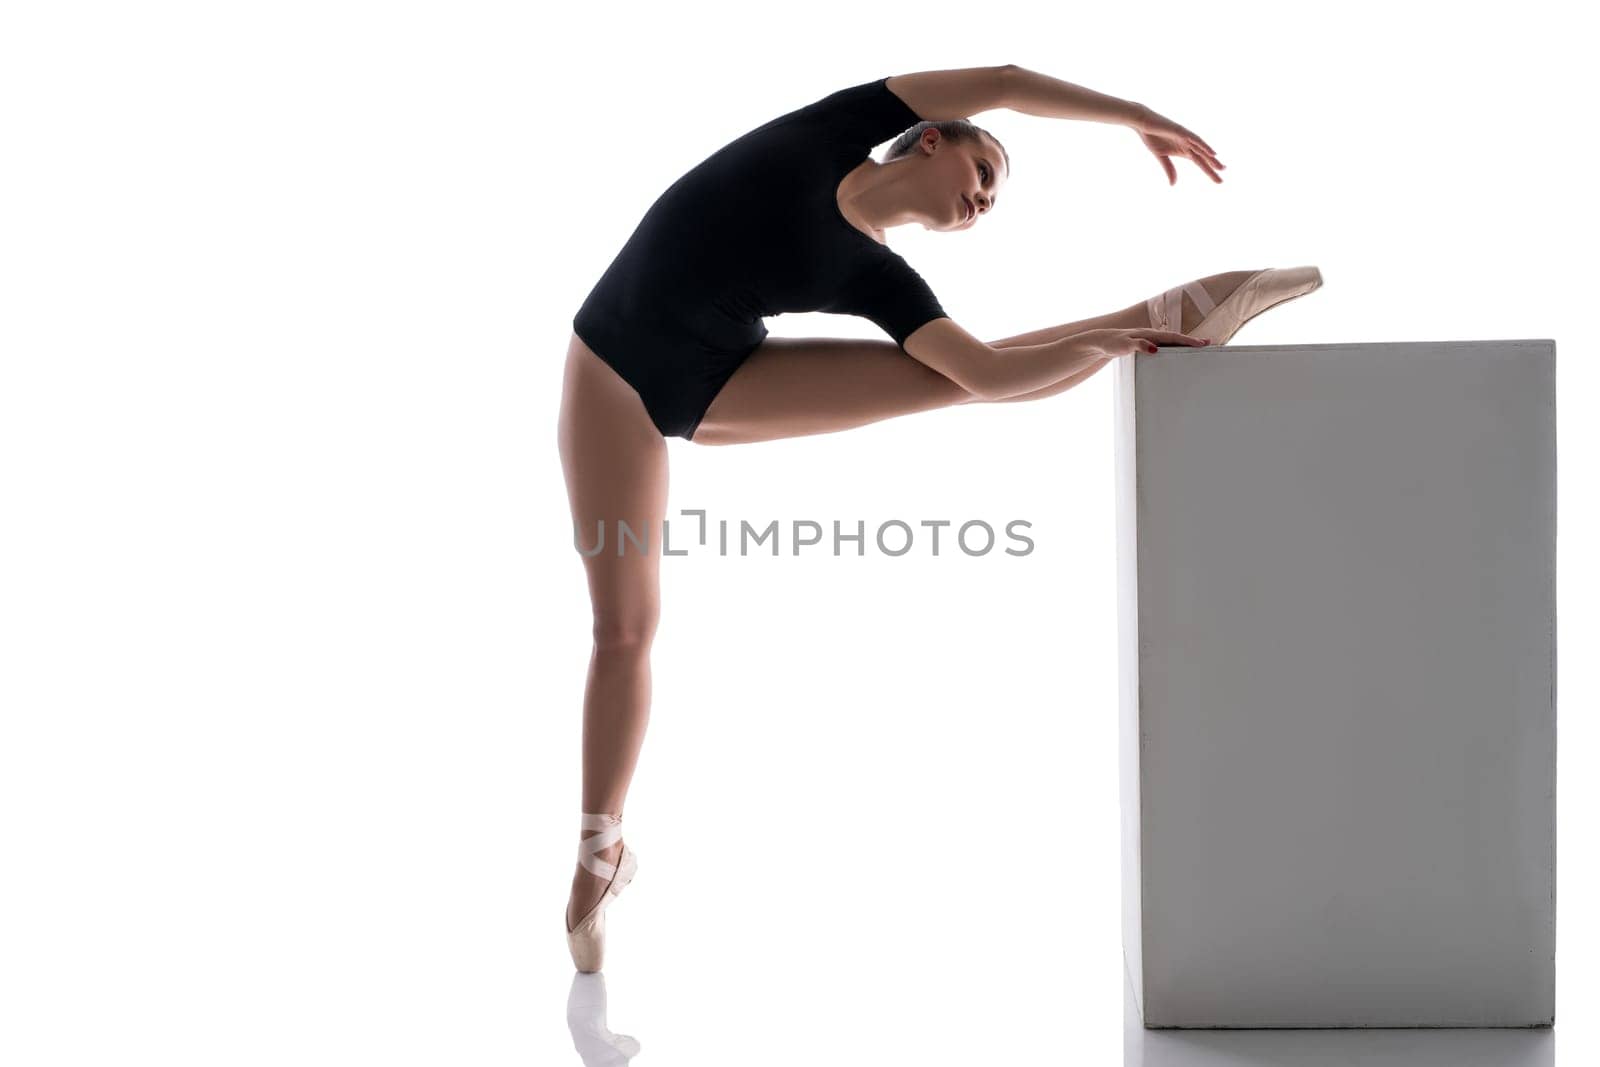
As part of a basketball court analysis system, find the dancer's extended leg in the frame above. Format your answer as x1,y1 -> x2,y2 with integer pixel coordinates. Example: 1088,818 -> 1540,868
692,271 -> 1259,445
691,297 -> 1125,444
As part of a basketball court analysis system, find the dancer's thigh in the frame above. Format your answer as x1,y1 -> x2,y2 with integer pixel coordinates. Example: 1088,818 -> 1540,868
692,335 -> 973,445
558,332 -> 669,641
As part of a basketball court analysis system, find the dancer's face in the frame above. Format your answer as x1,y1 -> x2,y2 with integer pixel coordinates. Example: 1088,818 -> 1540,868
911,128 -> 1007,233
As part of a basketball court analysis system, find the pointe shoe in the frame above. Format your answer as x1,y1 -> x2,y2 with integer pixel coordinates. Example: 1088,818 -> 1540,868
1147,266 -> 1324,345
566,812 -> 639,974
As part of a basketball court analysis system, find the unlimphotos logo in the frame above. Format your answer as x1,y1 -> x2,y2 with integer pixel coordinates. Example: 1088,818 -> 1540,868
573,509 -> 1034,557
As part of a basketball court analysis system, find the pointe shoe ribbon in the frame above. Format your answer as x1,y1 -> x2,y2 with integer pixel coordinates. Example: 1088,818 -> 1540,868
577,812 -> 626,880
1147,280 -> 1216,334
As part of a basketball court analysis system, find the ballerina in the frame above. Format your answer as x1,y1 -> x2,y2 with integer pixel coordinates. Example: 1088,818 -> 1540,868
560,63 -> 1322,971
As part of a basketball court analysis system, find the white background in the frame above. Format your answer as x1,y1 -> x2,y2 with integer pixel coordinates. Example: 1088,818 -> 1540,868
1,1 -> 1586,1063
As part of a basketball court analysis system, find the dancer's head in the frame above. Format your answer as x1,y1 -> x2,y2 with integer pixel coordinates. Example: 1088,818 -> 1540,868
880,120 -> 1010,233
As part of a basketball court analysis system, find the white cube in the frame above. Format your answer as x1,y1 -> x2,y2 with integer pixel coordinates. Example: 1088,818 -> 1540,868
1114,340 -> 1557,1028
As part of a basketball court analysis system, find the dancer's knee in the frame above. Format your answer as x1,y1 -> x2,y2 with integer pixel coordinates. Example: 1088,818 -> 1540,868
591,607 -> 660,653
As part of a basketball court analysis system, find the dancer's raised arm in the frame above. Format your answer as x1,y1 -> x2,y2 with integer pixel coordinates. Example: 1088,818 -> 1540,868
1002,65 -> 1227,185
880,65 -> 1013,121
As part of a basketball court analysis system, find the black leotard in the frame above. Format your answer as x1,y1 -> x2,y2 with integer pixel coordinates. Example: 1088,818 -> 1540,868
572,76 -> 950,440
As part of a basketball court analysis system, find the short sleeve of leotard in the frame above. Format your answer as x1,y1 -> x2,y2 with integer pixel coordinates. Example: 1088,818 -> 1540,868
829,250 -> 949,348
787,76 -> 925,155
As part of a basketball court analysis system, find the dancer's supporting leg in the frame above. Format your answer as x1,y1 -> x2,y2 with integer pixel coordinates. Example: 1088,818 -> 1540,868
558,332 -> 668,933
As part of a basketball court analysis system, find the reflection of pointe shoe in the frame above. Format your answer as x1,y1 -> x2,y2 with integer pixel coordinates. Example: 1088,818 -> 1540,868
566,812 -> 639,974
1147,266 -> 1324,345
567,972 -> 642,1065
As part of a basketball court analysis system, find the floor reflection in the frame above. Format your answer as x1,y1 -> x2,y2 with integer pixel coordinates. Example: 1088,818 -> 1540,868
1123,965 -> 1554,1066
560,961 -> 1554,1065
566,972 -> 641,1065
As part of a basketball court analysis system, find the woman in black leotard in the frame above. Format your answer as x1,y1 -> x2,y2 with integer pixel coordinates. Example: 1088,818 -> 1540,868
560,64 -> 1321,972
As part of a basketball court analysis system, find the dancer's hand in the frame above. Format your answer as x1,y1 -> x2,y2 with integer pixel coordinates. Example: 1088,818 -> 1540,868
1129,104 -> 1225,185
1078,328 -> 1211,358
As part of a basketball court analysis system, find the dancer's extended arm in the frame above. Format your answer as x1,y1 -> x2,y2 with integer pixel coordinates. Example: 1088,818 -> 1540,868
903,318 -> 1199,401
903,319 -> 1096,399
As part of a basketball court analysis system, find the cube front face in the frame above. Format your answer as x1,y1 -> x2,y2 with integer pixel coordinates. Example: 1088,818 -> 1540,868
1116,341 -> 1556,1029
